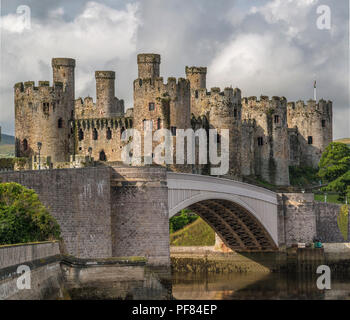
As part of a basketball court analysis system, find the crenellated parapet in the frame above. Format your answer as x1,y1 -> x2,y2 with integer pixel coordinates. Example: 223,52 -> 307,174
287,99 -> 333,168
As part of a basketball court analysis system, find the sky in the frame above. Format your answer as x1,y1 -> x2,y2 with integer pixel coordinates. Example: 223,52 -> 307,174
0,0 -> 349,139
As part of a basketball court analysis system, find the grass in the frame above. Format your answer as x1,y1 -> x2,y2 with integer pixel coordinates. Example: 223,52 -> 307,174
0,144 -> 15,157
170,217 -> 215,246
335,138 -> 350,146
314,193 -> 346,204
0,134 -> 15,158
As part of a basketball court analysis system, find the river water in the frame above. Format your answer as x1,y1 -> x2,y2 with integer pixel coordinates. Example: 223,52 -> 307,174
64,270 -> 350,300
172,272 -> 350,300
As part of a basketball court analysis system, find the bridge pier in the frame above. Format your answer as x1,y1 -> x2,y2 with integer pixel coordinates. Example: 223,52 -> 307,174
110,166 -> 170,266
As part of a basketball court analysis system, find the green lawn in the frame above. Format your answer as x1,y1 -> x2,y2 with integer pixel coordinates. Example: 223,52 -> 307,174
0,144 -> 15,158
170,217 -> 215,246
314,193 -> 345,204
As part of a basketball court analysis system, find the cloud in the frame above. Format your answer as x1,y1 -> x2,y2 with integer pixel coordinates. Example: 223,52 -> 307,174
209,0 -> 349,139
0,0 -> 348,140
0,1 -> 140,133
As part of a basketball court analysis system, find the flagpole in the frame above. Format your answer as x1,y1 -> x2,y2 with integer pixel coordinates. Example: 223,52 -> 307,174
314,80 -> 317,101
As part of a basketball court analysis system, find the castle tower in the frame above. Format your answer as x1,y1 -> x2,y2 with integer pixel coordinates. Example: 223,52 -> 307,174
241,96 -> 290,186
15,58 -> 76,165
186,66 -> 207,117
95,71 -> 116,117
287,99 -> 333,167
52,58 -> 75,106
185,66 -> 207,90
137,54 -> 161,79
133,53 -> 191,167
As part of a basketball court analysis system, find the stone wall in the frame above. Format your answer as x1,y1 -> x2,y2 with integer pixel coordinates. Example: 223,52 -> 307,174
0,241 -> 62,300
315,202 -> 348,242
0,167 -> 113,259
278,193 -> 350,246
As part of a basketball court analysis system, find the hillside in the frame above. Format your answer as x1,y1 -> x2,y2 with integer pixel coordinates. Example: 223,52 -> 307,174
170,217 -> 215,246
335,138 -> 350,146
0,133 -> 15,157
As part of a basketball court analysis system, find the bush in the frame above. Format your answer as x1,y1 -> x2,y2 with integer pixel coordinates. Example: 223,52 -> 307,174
169,210 -> 198,233
289,166 -> 319,187
0,183 -> 61,245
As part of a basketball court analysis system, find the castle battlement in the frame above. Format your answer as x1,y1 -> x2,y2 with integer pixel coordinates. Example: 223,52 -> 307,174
287,99 -> 332,115
15,81 -> 64,93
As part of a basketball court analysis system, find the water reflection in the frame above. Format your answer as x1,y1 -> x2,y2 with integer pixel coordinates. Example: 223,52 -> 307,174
172,272 -> 350,300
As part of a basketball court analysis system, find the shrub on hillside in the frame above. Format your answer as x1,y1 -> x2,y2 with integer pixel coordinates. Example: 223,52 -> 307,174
170,210 -> 198,233
0,182 -> 61,245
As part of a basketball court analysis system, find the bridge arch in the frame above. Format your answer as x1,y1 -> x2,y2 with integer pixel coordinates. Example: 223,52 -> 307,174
167,173 -> 279,251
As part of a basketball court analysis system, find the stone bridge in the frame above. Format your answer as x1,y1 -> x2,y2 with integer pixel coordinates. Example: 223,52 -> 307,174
167,173 -> 278,251
0,166 -> 347,266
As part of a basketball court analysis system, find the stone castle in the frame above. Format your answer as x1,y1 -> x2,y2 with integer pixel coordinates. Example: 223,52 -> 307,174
14,54 -> 333,186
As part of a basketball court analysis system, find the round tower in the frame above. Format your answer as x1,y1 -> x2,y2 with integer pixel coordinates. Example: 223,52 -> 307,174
52,58 -> 75,104
185,66 -> 207,90
137,54 -> 161,79
95,71 -> 116,116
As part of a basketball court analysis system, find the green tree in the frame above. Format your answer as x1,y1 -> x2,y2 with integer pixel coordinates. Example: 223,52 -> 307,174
318,142 -> 350,201
318,142 -> 350,182
0,182 -> 61,244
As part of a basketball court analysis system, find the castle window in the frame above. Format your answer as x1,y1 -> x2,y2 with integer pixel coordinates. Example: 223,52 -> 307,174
23,139 -> 28,151
129,119 -> 133,128
234,108 -> 237,119
106,127 -> 112,140
217,133 -> 221,144
99,150 -> 107,162
195,90 -> 199,99
257,137 -> 264,146
149,102 -> 155,111
43,102 -> 49,113
157,118 -> 162,130
274,115 -> 280,124
78,129 -> 84,141
308,136 -> 313,145
139,79 -> 143,87
58,118 -> 63,128
322,120 -> 326,128
93,128 -> 98,140
171,126 -> 177,136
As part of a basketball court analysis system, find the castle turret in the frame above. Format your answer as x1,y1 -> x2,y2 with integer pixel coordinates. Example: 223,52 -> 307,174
241,96 -> 290,186
52,58 -> 75,104
137,54 -> 161,79
185,66 -> 207,90
95,71 -> 116,116
287,99 -> 333,167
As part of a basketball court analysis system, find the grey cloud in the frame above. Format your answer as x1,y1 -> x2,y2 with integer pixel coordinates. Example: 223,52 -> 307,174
0,0 -> 348,139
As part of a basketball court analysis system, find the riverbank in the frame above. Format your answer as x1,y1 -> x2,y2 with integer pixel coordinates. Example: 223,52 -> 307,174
170,244 -> 350,274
